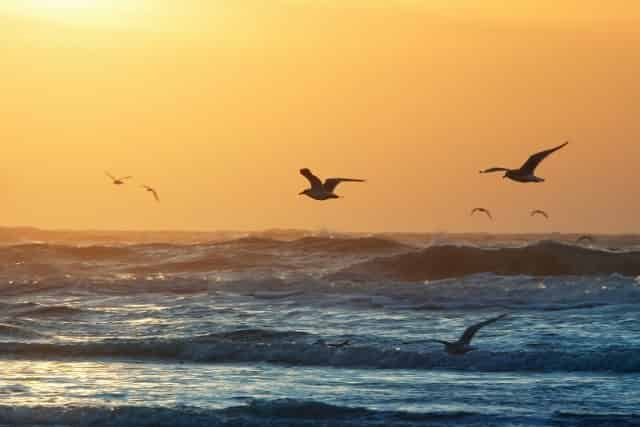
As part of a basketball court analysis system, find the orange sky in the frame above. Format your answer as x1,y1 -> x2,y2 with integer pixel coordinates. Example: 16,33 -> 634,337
1,1 -> 639,233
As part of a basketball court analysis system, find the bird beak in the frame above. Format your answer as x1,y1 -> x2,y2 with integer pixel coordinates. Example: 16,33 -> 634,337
298,191 -> 305,195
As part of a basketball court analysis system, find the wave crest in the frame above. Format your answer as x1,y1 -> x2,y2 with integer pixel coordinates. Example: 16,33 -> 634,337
1,330 -> 638,373
338,240 -> 640,280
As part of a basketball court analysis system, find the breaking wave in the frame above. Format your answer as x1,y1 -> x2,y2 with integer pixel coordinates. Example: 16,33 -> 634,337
0,329 -> 638,373
0,401 -> 636,427
0,400 -> 516,427
337,240 -> 640,280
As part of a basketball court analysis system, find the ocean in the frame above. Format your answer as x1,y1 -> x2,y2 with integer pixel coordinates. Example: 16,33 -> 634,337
0,230 -> 639,426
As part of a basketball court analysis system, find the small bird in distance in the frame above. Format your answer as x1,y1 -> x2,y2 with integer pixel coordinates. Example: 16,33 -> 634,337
471,208 -> 493,220
105,171 -> 133,185
530,209 -> 549,219
142,185 -> 160,202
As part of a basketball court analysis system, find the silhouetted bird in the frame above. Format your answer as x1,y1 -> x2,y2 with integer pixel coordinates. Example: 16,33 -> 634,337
327,340 -> 351,348
531,209 -> 549,219
404,314 -> 508,356
299,168 -> 365,200
142,185 -> 160,202
480,142 -> 568,183
105,171 -> 132,185
471,208 -> 493,220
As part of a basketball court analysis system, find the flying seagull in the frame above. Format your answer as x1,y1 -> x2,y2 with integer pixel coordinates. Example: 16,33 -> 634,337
105,171 -> 132,185
404,314 -> 508,356
299,168 -> 365,200
471,208 -> 493,220
142,185 -> 160,202
480,142 -> 568,183
531,209 -> 549,219
143,186 -> 160,202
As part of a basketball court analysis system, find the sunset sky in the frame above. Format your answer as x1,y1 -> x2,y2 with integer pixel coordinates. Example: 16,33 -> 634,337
1,1 -> 639,233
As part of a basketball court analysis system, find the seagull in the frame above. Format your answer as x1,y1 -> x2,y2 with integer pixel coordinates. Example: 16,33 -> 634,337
480,142 -> 568,183
404,314 -> 508,356
327,340 -> 351,348
531,209 -> 549,219
471,208 -> 493,220
105,171 -> 132,185
142,185 -> 160,202
299,168 -> 365,200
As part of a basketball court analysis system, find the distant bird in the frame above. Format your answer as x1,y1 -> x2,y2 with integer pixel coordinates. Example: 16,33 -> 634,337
480,142 -> 568,183
299,168 -> 365,200
142,185 -> 160,202
404,314 -> 508,356
327,340 -> 351,349
530,209 -> 549,219
471,208 -> 493,220
105,171 -> 132,185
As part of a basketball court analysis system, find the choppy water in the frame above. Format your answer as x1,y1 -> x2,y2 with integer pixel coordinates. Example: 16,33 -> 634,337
0,231 -> 639,426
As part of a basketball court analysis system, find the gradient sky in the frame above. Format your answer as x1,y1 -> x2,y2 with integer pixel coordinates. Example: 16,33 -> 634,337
1,1 -> 639,233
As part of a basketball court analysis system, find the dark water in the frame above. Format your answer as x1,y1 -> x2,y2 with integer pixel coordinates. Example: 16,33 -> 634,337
0,231 -> 639,426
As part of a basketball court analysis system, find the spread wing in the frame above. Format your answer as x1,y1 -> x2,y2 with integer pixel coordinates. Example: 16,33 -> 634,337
105,171 -> 116,180
531,210 -> 548,218
323,178 -> 365,192
149,188 -> 160,202
300,168 -> 323,190
471,208 -> 492,220
458,314 -> 507,345
120,176 -> 133,181
479,167 -> 510,174
143,186 -> 160,202
519,142 -> 568,175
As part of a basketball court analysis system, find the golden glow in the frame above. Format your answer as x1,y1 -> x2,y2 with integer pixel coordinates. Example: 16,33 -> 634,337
1,2 -> 639,233
2,0 -> 157,28
26,0 -> 108,10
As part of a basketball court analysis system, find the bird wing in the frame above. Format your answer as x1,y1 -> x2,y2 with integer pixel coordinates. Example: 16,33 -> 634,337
519,142 -> 568,175
105,171 -> 116,180
300,168 -> 323,190
458,314 -> 508,345
323,178 -> 365,192
532,210 -> 549,218
142,186 -> 160,202
471,208 -> 492,220
120,176 -> 133,181
479,167 -> 510,174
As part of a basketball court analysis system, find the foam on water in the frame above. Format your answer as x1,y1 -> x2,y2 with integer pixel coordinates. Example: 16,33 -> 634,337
0,232 -> 638,425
